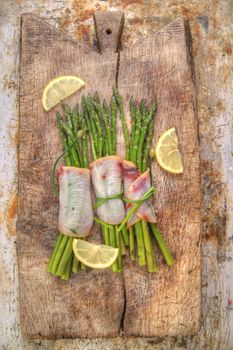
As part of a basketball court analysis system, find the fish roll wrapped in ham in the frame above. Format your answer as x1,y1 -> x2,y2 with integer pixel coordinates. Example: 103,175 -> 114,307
58,166 -> 93,237
125,168 -> 157,228
90,156 -> 125,225
123,160 -> 140,227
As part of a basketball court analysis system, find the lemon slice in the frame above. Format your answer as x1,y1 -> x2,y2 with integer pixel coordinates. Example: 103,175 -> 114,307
72,239 -> 119,269
155,127 -> 183,174
42,76 -> 85,111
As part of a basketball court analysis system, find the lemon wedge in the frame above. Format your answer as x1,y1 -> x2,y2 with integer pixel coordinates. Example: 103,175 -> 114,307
72,239 -> 119,269
42,76 -> 85,111
155,127 -> 183,174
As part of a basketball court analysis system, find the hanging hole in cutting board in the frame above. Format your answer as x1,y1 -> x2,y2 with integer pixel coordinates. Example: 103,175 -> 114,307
106,28 -> 112,35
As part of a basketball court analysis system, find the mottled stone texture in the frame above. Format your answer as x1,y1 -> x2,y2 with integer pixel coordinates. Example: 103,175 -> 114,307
0,0 -> 233,349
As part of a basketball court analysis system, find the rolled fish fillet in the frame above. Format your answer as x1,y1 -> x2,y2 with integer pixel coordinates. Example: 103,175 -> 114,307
58,166 -> 93,237
126,168 -> 157,228
89,156 -> 125,225
123,160 -> 140,227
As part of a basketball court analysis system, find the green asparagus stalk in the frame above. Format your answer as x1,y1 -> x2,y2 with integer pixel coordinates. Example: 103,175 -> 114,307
120,234 -> 126,255
141,221 -> 156,272
130,103 -> 142,163
102,225 -> 110,245
137,103 -> 157,172
115,226 -> 122,271
61,254 -> 73,280
135,103 -> 157,272
55,229 -> 74,276
109,226 -> 119,272
102,100 -> 113,155
129,227 -> 135,261
141,118 -> 154,173
56,113 -> 72,166
126,99 -> 147,265
72,254 -> 80,273
70,104 -> 79,134
81,263 -> 86,271
90,95 -> 103,157
149,224 -> 175,266
82,96 -> 97,160
111,95 -> 118,155
134,222 -> 147,265
47,233 -> 63,272
50,235 -> 69,274
122,226 -> 129,246
129,98 -> 137,156
81,129 -> 89,168
114,88 -> 130,160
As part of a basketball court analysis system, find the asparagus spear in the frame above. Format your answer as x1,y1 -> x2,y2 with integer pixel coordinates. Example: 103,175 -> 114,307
129,227 -> 135,261
61,254 -> 73,280
102,100 -> 113,155
136,103 -> 157,272
111,95 -> 118,155
114,88 -> 130,160
126,99 -> 147,266
137,103 -> 157,172
82,96 -> 97,160
56,236 -> 73,276
149,224 -> 175,266
141,118 -> 154,173
49,235 -> 69,275
47,233 -> 63,272
130,102 -> 142,164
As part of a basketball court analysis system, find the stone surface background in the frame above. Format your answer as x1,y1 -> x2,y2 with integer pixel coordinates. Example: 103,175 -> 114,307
0,0 -> 233,349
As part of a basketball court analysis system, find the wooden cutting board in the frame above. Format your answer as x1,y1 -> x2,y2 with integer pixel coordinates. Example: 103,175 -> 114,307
18,11 -> 201,339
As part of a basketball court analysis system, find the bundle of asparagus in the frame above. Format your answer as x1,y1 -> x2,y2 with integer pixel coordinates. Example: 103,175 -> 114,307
47,89 -> 174,280
114,90 -> 174,272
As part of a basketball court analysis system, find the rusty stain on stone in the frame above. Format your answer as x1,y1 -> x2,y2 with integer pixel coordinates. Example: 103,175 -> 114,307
122,0 -> 144,8
0,211 -> 3,225
14,130 -> 19,145
76,23 -> 91,46
216,99 -> 226,113
221,65 -> 231,84
79,8 -> 95,21
5,192 -> 17,236
222,43 -> 232,56
3,75 -> 18,90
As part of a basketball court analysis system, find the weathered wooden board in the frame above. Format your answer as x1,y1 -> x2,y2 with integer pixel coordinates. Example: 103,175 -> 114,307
118,17 -> 201,337
18,12 -> 200,339
18,12 -> 125,339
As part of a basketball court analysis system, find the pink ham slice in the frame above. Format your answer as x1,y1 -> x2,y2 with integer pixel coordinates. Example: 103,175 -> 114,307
58,166 -> 93,237
125,168 -> 157,228
123,160 -> 140,227
89,156 -> 125,225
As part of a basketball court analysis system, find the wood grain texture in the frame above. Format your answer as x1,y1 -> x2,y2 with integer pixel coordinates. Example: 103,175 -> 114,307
94,11 -> 124,53
18,13 -> 124,339
118,17 -> 201,337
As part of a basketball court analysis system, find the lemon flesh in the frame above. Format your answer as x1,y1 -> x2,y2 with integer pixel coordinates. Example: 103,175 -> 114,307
42,76 -> 85,111
72,239 -> 119,269
155,127 -> 183,174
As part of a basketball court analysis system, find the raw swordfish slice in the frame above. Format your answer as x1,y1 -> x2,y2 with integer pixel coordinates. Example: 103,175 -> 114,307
123,160 -> 140,227
126,169 -> 157,228
89,156 -> 125,225
58,166 -> 93,237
